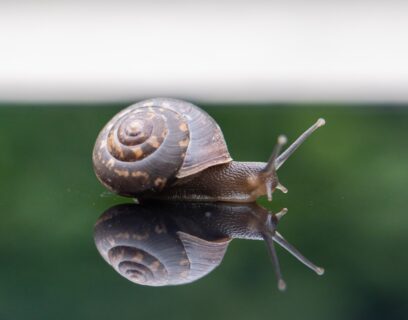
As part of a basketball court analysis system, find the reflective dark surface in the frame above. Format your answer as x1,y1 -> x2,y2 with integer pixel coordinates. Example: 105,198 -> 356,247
94,202 -> 323,289
1,104 -> 407,320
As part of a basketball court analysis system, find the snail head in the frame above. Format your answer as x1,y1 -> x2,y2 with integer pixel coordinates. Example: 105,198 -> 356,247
257,118 -> 326,201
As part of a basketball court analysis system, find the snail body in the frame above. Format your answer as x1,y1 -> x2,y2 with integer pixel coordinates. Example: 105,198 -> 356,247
93,98 -> 325,202
94,202 -> 324,289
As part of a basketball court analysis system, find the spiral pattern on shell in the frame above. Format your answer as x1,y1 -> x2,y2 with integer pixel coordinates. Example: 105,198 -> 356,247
93,98 -> 232,196
107,246 -> 169,285
94,204 -> 231,286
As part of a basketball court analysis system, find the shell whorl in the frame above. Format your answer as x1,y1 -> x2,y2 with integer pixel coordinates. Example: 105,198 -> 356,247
93,98 -> 232,196
107,246 -> 169,286
94,204 -> 230,286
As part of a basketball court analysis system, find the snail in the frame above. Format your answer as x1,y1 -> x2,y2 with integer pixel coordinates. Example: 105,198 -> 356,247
93,97 -> 325,202
94,202 -> 324,290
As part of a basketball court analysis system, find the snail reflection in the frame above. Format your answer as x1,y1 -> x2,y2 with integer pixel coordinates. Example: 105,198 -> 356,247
94,202 -> 324,290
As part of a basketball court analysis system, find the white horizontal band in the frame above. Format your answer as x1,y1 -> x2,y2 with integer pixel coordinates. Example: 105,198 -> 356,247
1,1 -> 407,103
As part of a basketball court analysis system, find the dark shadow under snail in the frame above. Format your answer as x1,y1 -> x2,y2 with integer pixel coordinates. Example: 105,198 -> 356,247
94,202 -> 324,290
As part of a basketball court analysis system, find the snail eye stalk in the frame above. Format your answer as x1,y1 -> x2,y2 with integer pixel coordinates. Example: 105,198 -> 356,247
273,232 -> 325,276
262,212 -> 324,290
262,214 -> 286,291
260,118 -> 325,202
263,234 -> 287,291
261,135 -> 287,201
262,135 -> 287,175
275,118 -> 326,170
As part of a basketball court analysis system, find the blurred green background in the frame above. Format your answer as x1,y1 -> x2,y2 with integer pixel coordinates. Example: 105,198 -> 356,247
0,103 -> 407,320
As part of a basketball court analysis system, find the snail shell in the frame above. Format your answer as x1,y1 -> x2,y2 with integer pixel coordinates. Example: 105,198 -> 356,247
92,98 -> 232,196
94,203 -> 231,286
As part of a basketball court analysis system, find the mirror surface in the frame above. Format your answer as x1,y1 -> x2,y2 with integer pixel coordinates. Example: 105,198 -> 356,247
1,103 -> 407,320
